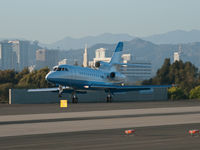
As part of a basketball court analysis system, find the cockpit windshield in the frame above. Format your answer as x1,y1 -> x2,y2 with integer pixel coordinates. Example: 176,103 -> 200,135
53,67 -> 57,71
53,67 -> 68,71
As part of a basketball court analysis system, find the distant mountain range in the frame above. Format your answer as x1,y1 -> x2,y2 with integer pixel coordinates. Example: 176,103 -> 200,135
2,29 -> 200,49
39,29 -> 200,50
40,33 -> 134,50
143,29 -> 200,44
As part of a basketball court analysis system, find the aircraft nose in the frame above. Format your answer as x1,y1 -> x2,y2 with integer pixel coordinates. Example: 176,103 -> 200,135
45,71 -> 59,83
45,74 -> 49,80
45,72 -> 52,81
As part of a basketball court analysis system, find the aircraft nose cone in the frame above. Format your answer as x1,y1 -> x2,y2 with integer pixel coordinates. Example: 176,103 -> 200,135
45,74 -> 49,80
45,72 -> 52,81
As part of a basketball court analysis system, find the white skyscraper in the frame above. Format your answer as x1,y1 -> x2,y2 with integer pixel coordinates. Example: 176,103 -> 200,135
174,52 -> 180,62
95,48 -> 106,58
83,44 -> 88,67
174,45 -> 182,62
58,59 -> 67,65
122,54 -> 131,63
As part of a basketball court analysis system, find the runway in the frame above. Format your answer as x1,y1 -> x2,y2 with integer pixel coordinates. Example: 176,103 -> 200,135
1,124 -> 200,150
1,101 -> 200,149
1,100 -> 200,115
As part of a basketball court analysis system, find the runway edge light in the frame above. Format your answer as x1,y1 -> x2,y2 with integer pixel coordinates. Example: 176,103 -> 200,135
124,129 -> 136,135
188,129 -> 199,136
60,100 -> 68,108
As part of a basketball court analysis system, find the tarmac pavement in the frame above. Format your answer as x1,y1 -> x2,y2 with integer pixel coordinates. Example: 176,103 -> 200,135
1,101 -> 200,149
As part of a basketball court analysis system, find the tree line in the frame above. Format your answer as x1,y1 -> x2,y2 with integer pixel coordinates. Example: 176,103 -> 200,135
143,58 -> 200,100
0,67 -> 51,103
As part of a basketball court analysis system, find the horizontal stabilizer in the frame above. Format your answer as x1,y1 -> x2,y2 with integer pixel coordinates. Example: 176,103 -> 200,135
113,63 -> 151,67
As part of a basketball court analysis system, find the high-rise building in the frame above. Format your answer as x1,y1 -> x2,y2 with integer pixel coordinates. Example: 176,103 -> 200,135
19,41 -> 30,70
58,59 -> 67,65
28,40 -> 39,66
119,62 -> 151,85
36,49 -> 47,69
173,45 -> 182,62
9,40 -> 20,70
122,54 -> 131,63
174,52 -> 180,62
83,44 -> 88,67
36,49 -> 58,69
0,42 -> 15,70
9,40 -> 31,70
95,48 -> 106,59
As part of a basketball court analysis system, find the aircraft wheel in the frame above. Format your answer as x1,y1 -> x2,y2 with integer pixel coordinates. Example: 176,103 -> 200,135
58,93 -> 62,97
107,95 -> 112,103
109,97 -> 112,103
74,97 -> 78,104
106,97 -> 109,103
72,96 -> 78,104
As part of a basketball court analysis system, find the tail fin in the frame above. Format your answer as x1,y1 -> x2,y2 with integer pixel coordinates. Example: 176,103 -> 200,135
109,42 -> 123,64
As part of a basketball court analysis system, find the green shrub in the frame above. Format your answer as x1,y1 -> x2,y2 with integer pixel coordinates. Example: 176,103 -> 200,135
189,86 -> 200,99
168,87 -> 186,100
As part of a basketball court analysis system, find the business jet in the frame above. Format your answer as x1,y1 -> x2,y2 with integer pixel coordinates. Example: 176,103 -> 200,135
28,42 -> 171,103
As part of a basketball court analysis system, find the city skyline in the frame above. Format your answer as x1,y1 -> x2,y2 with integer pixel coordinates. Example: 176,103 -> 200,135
1,0 -> 200,43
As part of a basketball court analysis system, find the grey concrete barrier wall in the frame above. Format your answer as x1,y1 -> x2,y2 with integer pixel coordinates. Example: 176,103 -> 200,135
9,88 -> 168,104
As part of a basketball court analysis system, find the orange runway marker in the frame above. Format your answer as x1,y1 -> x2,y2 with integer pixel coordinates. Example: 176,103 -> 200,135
189,129 -> 199,136
124,129 -> 136,135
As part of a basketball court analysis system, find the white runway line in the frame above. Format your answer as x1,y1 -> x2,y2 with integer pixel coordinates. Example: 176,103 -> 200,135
1,113 -> 200,137
1,106 -> 200,122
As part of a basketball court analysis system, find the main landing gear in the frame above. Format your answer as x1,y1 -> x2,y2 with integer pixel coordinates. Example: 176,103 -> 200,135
106,93 -> 112,103
71,91 -> 78,104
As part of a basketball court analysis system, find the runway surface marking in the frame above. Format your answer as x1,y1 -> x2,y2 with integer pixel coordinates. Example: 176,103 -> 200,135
1,113 -> 200,137
1,106 -> 200,122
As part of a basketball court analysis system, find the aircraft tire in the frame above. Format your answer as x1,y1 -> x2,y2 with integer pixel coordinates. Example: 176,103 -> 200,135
75,98 -> 78,104
106,96 -> 112,103
72,97 -> 78,104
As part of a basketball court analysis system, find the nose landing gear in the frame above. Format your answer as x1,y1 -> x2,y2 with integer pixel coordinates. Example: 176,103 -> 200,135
58,85 -> 63,97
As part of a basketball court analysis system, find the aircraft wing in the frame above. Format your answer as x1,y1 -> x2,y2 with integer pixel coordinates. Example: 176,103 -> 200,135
89,85 -> 172,91
28,85 -> 172,93
27,86 -> 71,92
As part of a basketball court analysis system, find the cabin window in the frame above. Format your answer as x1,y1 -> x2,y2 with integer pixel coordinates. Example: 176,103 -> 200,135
57,68 -> 61,71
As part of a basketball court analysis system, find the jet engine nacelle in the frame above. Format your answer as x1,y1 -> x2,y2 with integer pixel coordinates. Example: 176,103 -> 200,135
109,72 -> 115,78
95,61 -> 110,69
108,72 -> 125,82
95,61 -> 101,68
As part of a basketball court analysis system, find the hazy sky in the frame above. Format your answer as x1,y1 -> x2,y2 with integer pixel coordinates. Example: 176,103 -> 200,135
0,0 -> 200,43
